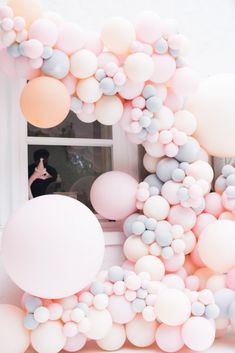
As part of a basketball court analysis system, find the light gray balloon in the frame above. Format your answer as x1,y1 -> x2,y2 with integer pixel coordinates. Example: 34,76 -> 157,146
172,168 -> 185,182
7,43 -> 20,58
226,174 -> 235,186
131,298 -> 146,313
90,280 -> 105,295
176,137 -> 200,163
225,185 -> 235,198
123,213 -> 139,237
161,246 -> 174,259
156,158 -> 179,182
222,164 -> 235,177
191,301 -> 205,316
142,84 -> 157,99
205,303 -> 220,320
108,266 -> 125,283
145,217 -> 157,231
95,68 -> 106,82
215,176 -> 227,193
100,77 -> 115,95
214,288 -> 235,318
132,220 -> 146,235
42,46 -> 53,59
137,288 -> 148,299
146,96 -> 162,113
42,49 -> 70,79
155,38 -> 168,54
147,118 -> 160,133
71,96 -> 83,114
144,174 -> 163,190
141,230 -> 155,244
156,230 -> 172,247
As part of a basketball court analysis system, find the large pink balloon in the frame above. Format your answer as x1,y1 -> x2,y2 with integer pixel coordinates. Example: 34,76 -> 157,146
90,171 -> 138,220
2,195 -> 104,299
56,23 -> 85,55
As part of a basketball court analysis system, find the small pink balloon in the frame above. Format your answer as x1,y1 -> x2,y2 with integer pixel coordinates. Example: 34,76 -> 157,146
168,205 -> 196,231
161,181 -> 181,205
135,11 -> 163,44
170,68 -> 200,97
163,253 -> 185,272
64,333 -> 87,352
226,267 -> 235,291
90,171 -> 138,220
164,89 -> 184,112
205,192 -> 224,217
193,213 -> 216,238
22,39 -> 44,59
29,18 -> 58,46
108,295 -> 136,324
56,23 -> 85,55
62,74 -> 77,95
119,79 -> 144,100
98,52 -> 119,68
84,31 -> 104,55
156,324 -> 184,353
15,56 -> 40,79
151,54 -> 176,84
182,317 -> 215,351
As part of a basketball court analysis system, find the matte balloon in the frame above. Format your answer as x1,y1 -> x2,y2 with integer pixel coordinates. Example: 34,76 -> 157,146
0,304 -> 30,353
119,79 -> 144,100
198,220 -> 235,273
170,68 -> 199,97
95,96 -> 124,125
135,11 -> 162,44
62,74 -> 77,95
86,308 -> 112,340
156,324 -> 184,353
151,54 -> 176,83
76,77 -> 102,103
15,56 -> 40,79
143,195 -> 170,221
126,314 -> 158,347
90,171 -> 138,220
84,31 -> 104,55
108,295 -> 136,324
70,49 -> 98,79
29,18 -> 58,46
97,323 -> 126,351
187,74 -> 235,157
20,77 -> 71,128
101,17 -> 135,55
182,317 -> 215,351
8,0 -> 43,28
124,235 -> 149,262
42,49 -> 70,79
64,333 -> 87,352
31,321 -> 66,353
135,255 -> 165,281
2,195 -> 104,298
56,23 -> 85,55
124,53 -> 154,82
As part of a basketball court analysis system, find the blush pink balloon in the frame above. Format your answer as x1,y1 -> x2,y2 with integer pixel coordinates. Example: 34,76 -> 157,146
163,253 -> 185,272
64,333 -> 87,352
98,52 -> 119,68
84,31 -> 104,55
29,18 -> 58,46
168,205 -> 196,231
226,267 -> 235,291
205,192 -> 224,217
119,79 -> 144,100
192,213 -> 216,238
90,171 -> 138,220
2,195 -> 104,299
156,324 -> 184,353
0,49 -> 15,76
135,11 -> 163,44
61,74 -> 77,95
151,54 -> 176,83
56,23 -> 85,55
22,39 -> 44,59
190,245 -> 205,268
182,317 -> 215,351
164,89 -> 184,112
15,56 -> 40,79
108,295 -> 136,324
170,67 -> 200,97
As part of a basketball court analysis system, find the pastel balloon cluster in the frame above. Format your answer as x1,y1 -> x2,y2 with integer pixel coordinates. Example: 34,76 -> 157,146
215,164 -> 235,212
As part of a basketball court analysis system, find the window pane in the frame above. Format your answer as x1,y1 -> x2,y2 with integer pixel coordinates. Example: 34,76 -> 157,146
28,145 -> 112,210
28,111 -> 112,139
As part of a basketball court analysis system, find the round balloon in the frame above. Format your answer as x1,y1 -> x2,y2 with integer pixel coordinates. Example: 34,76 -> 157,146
20,77 -> 71,128
29,18 -> 58,46
8,0 -> 43,28
0,304 -> 30,353
198,220 -> 235,273
42,49 -> 70,79
182,317 -> 215,351
126,314 -> 157,347
76,77 -> 102,104
90,171 -> 138,220
97,323 -> 126,351
95,96 -> 123,125
86,308 -> 112,340
2,195 -> 104,298
31,321 -> 66,353
187,74 -> 235,157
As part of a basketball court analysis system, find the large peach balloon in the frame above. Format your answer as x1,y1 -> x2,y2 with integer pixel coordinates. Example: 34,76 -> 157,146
8,0 -> 43,28
187,74 -> 235,157
2,195 -> 104,299
20,77 -> 71,128
0,304 -> 30,353
198,220 -> 235,273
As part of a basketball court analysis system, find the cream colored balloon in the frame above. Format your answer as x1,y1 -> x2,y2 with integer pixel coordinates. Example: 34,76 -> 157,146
96,323 -> 126,351
31,321 -> 66,353
174,110 -> 197,135
86,308 -> 112,340
187,74 -> 235,157
155,289 -> 191,326
135,255 -> 165,281
124,53 -> 154,82
95,96 -> 123,125
70,49 -> 98,79
76,77 -> 102,103
124,235 -> 149,262
143,153 -> 159,173
143,195 -> 170,221
198,220 -> 235,273
101,17 -> 135,55
144,141 -> 165,158
126,314 -> 158,347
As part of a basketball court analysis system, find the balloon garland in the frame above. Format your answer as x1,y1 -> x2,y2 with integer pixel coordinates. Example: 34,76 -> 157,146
0,1 -> 235,352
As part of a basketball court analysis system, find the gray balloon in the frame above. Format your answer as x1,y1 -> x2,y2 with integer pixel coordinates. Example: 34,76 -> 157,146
123,213 -> 139,237
176,137 -> 200,163
144,174 -> 163,190
42,49 -> 70,79
214,288 -> 235,318
156,158 -> 179,182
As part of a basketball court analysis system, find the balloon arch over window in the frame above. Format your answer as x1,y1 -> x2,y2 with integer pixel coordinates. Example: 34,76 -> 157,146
1,1 -> 235,352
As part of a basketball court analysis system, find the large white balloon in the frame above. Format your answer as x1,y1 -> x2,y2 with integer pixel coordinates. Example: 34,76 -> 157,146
95,96 -> 123,125
187,74 -> 235,157
86,308 -> 113,340
126,314 -> 158,347
96,324 -> 126,351
31,321 -> 66,353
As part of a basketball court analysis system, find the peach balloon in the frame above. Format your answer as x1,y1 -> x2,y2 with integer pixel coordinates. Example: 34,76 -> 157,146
8,0 -> 43,28
97,323 -> 126,351
198,220 -> 235,273
124,235 -> 149,262
194,267 -> 214,290
20,77 -> 71,128
0,304 -> 30,353
135,255 -> 165,281
151,54 -> 176,84
76,77 -> 102,103
95,96 -> 123,125
156,324 -> 184,353
124,53 -> 154,83
126,314 -> 158,347
187,74 -> 235,157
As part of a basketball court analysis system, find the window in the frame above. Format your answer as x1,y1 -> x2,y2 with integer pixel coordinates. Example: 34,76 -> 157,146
27,110 -> 139,217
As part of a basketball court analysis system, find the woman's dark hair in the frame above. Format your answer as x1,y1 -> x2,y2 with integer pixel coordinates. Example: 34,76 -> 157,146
33,149 -> 50,163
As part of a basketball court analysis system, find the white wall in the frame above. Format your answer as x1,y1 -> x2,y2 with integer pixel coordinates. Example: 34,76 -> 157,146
1,0 -> 235,307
